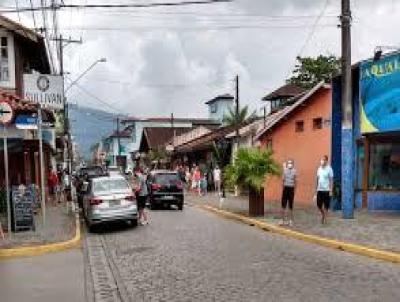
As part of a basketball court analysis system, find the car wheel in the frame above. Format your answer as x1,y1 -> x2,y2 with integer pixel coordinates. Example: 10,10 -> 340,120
130,219 -> 138,227
178,203 -> 183,211
150,201 -> 157,210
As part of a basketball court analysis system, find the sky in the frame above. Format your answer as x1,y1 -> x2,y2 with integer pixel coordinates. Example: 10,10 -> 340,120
2,0 -> 400,119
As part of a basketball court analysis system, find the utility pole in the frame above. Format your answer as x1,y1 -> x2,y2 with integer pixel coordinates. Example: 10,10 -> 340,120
52,35 -> 82,173
341,0 -> 354,219
235,75 -> 240,139
171,113 -> 176,144
117,117 -> 121,156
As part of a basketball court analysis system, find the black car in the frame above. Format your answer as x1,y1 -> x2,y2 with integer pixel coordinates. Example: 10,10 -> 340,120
147,170 -> 184,210
76,165 -> 106,208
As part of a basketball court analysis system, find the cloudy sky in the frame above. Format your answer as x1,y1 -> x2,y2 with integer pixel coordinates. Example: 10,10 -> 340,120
2,0 -> 400,118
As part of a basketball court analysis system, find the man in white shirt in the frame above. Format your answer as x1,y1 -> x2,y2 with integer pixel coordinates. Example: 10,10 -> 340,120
213,166 -> 222,196
315,155 -> 334,224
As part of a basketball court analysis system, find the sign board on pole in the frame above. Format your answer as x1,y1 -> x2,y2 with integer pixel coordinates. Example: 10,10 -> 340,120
23,74 -> 64,110
0,101 -> 13,124
15,115 -> 38,130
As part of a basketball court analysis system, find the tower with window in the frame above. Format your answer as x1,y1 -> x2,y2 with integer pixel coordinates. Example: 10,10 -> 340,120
205,94 -> 234,124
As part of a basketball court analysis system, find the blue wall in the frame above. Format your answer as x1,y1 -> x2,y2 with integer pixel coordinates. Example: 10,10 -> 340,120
333,67 -> 400,212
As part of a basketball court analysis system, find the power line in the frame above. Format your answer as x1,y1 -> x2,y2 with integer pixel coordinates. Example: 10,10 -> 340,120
65,76 -> 124,113
29,0 -> 37,29
15,0 -> 21,22
43,24 -> 338,32
0,0 -> 232,13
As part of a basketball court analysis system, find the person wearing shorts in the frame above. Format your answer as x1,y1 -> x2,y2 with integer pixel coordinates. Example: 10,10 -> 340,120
135,168 -> 149,225
280,159 -> 296,226
315,155 -> 334,224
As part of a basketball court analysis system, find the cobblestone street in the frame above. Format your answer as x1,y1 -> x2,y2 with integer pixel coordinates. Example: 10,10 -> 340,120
86,205 -> 400,302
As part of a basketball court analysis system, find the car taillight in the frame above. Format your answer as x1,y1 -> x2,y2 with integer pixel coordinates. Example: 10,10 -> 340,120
125,195 -> 136,202
152,183 -> 162,190
90,197 -> 103,206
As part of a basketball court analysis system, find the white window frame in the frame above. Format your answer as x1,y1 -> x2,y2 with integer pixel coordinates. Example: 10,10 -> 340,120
0,31 -> 16,89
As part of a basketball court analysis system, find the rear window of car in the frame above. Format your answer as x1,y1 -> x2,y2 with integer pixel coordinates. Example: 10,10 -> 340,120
81,167 -> 104,177
154,173 -> 180,185
93,178 -> 130,194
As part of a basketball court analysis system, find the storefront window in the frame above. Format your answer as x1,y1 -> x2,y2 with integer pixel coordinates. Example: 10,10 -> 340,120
369,142 -> 400,190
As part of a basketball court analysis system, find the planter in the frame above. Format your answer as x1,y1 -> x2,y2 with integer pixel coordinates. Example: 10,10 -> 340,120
249,187 -> 264,217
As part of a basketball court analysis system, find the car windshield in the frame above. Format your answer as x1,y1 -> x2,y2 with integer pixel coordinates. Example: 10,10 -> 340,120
154,173 -> 180,185
81,167 -> 103,177
93,178 -> 130,194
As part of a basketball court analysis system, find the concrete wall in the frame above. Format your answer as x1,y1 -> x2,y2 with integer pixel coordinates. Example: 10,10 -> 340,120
260,88 -> 332,206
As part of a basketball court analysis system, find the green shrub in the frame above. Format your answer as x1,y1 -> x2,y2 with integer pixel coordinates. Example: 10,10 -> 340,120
224,148 -> 281,192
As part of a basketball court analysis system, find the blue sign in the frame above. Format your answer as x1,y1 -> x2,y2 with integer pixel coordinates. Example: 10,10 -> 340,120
360,53 -> 400,133
15,115 -> 38,129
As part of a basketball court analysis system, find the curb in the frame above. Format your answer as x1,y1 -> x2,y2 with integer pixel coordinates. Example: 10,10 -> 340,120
196,204 -> 400,264
0,212 -> 81,260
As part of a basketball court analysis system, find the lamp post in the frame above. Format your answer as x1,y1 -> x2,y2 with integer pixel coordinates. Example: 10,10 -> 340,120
65,58 -> 107,93
64,58 -> 107,174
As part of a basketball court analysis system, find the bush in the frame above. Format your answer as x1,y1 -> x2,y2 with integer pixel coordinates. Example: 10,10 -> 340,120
224,148 -> 281,192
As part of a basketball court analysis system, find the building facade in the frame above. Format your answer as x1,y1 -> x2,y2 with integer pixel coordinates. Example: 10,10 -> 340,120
333,52 -> 400,212
257,83 -> 332,206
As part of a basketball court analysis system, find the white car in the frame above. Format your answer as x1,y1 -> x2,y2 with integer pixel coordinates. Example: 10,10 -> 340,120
82,175 -> 138,231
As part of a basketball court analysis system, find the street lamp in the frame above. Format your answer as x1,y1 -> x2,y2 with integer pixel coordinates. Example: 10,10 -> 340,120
65,58 -> 107,92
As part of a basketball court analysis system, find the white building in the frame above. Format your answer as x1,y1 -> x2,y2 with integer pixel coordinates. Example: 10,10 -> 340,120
205,94 -> 234,123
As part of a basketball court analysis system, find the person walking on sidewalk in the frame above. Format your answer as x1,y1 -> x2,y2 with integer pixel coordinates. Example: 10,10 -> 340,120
134,168 -> 149,225
315,155 -> 334,225
280,159 -> 296,226
213,166 -> 222,196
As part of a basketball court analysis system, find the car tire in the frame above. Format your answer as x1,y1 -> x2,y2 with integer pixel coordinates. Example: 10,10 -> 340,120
130,219 -> 138,227
178,203 -> 184,211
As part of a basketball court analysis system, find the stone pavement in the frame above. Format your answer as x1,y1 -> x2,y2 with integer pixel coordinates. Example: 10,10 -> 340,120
187,192 -> 400,253
0,248 -> 85,302
0,203 -> 76,248
91,206 -> 400,302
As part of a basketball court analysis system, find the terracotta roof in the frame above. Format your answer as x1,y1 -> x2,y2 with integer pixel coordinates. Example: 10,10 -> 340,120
109,130 -> 131,139
140,127 -> 189,152
205,93 -> 234,105
121,117 -> 220,126
174,124 -> 242,153
262,83 -> 305,101
0,89 -> 55,123
255,82 -> 330,141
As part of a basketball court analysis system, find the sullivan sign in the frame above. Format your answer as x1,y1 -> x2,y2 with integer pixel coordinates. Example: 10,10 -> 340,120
23,74 -> 64,110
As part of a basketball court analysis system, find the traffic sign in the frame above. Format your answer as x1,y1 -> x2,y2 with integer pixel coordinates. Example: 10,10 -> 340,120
0,101 -> 13,125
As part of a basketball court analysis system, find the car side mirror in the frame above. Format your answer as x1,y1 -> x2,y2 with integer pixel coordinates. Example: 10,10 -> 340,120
81,182 -> 89,193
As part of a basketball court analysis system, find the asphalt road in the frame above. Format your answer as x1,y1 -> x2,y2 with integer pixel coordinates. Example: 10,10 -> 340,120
87,205 -> 400,302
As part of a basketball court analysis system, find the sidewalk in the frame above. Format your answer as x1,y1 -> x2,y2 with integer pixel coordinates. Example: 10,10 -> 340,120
0,203 -> 76,249
187,192 -> 400,253
0,248 -> 85,302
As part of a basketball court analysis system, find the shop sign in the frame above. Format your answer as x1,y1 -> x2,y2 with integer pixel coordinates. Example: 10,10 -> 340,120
23,74 -> 64,110
15,115 -> 38,130
360,53 -> 400,133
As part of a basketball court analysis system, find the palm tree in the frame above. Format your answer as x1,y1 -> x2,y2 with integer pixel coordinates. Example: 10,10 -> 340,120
224,147 -> 281,216
223,105 -> 257,127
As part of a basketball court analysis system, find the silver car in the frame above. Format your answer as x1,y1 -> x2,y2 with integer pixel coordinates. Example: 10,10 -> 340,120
82,175 -> 138,230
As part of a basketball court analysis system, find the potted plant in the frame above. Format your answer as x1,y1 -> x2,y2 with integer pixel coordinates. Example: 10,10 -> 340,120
224,148 -> 281,216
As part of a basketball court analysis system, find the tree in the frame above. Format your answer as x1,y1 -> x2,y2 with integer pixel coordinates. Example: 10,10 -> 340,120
223,105 -> 257,127
287,55 -> 340,89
